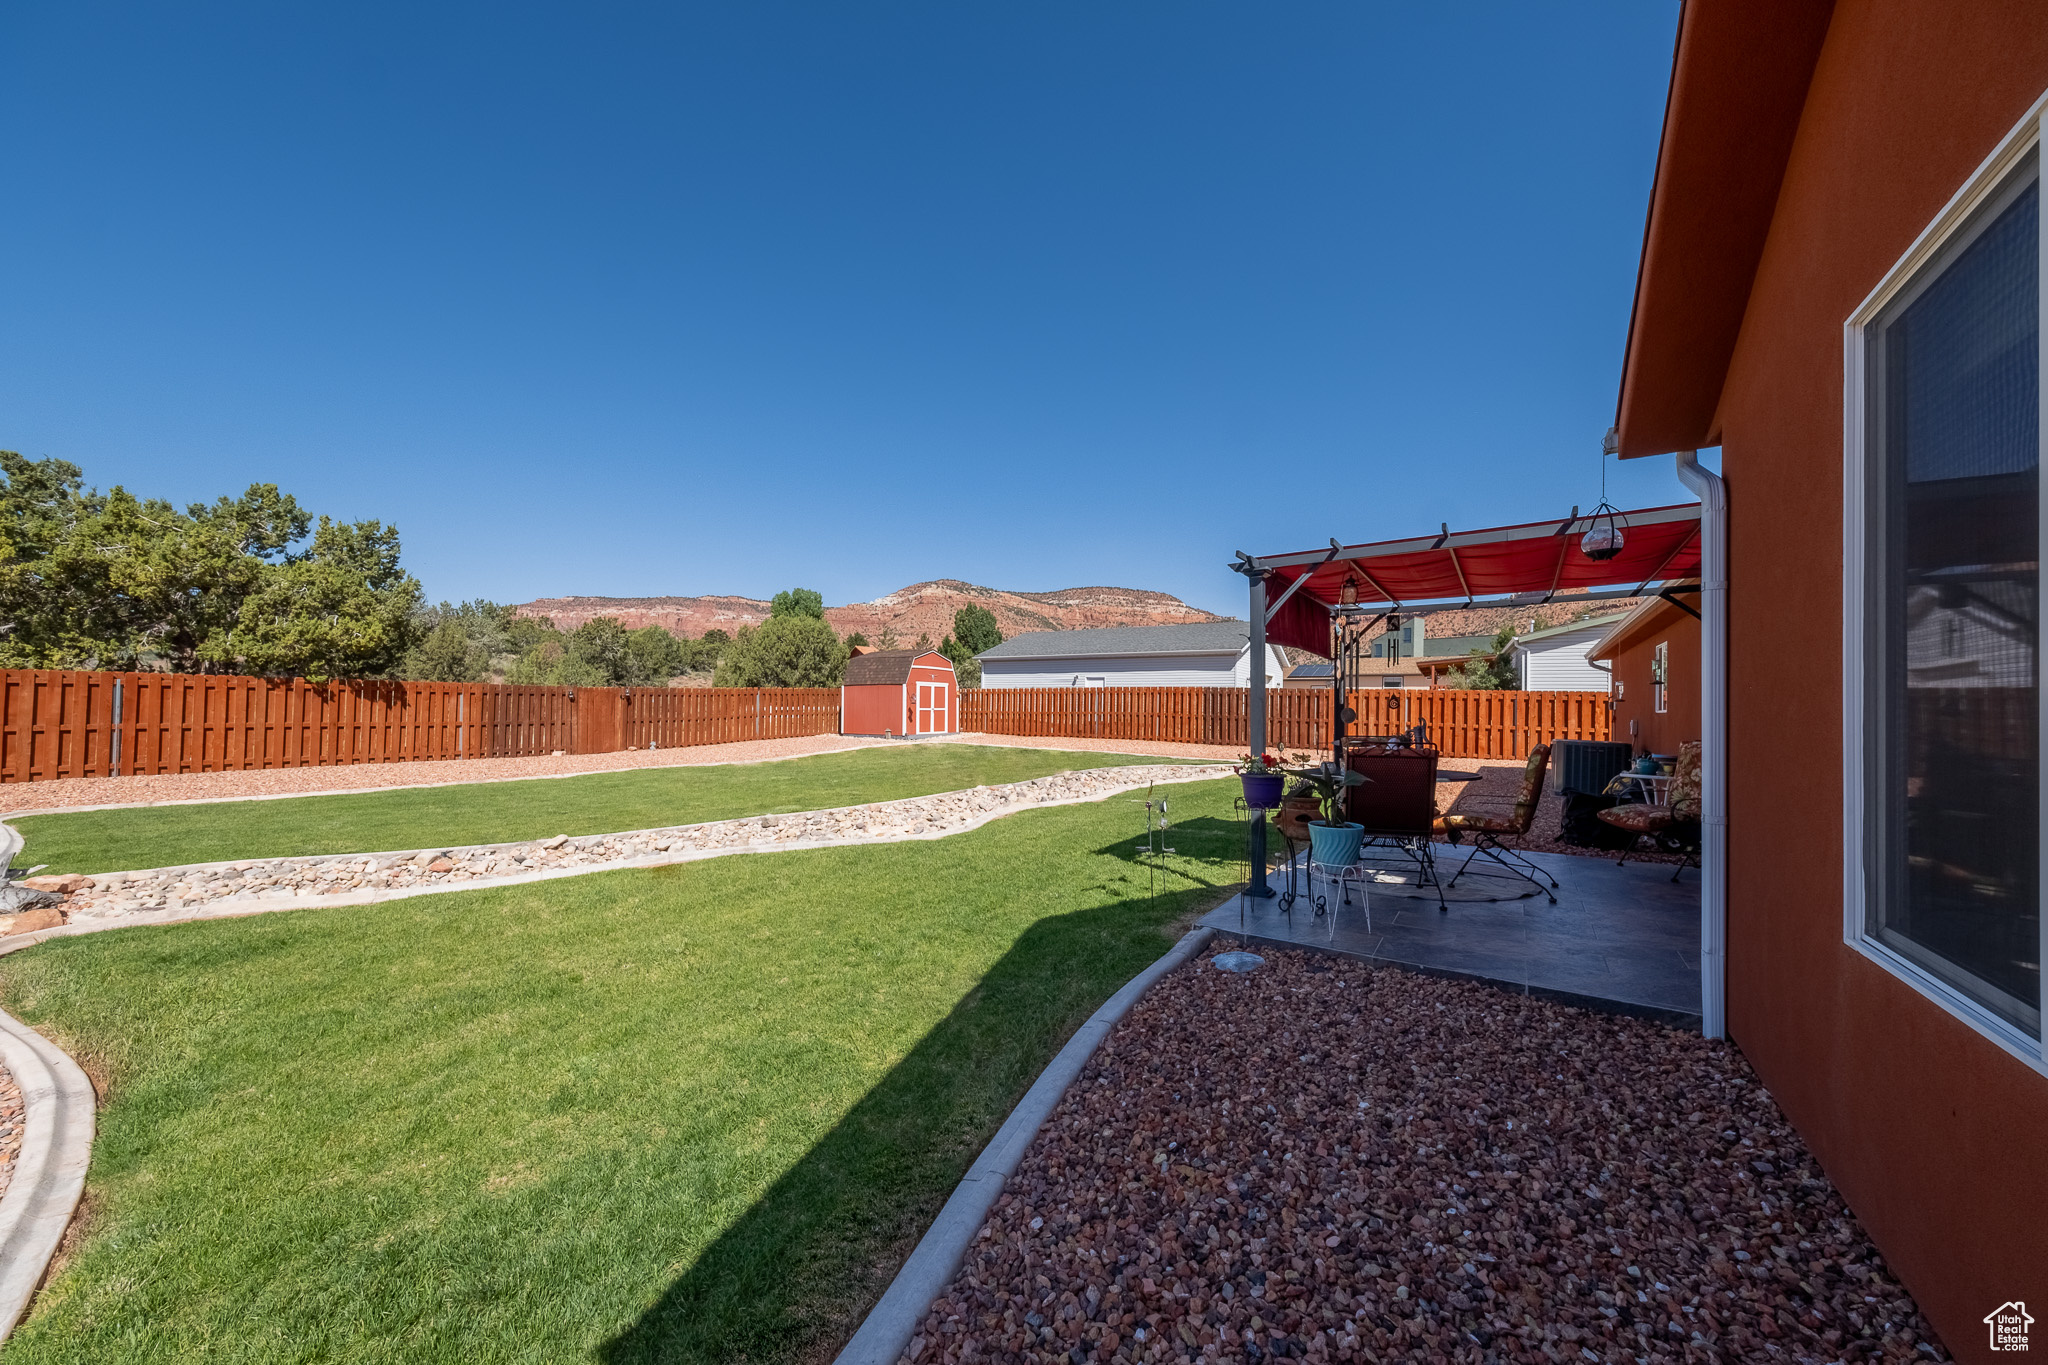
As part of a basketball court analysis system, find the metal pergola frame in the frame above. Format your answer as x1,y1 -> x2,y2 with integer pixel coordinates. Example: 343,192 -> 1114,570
1229,503 -> 1703,902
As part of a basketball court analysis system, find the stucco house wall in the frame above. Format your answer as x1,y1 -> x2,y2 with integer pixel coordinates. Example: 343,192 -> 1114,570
1620,1 -> 2048,1351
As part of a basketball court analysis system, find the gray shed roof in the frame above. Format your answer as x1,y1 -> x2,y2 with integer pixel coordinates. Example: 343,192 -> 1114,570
977,621 -> 1250,661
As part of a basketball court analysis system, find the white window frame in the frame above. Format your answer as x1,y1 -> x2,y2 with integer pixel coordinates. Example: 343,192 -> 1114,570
1841,91 -> 2048,1072
1652,641 -> 1669,714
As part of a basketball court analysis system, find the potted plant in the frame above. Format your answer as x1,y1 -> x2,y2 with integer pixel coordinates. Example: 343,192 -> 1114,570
1235,752 -> 1287,808
1289,761 -> 1367,868
1275,778 -> 1323,842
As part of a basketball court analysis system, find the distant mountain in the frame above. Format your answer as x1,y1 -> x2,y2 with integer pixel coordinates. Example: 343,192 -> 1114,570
512,579 -> 1228,643
1409,594 -> 1647,644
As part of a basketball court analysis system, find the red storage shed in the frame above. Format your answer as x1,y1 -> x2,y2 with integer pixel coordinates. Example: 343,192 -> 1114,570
841,649 -> 957,737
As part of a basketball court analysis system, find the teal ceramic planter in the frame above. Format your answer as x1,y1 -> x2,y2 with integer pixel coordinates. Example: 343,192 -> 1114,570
1308,820 -> 1365,867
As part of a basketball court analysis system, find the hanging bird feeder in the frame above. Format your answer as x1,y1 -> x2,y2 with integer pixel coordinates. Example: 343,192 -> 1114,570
1580,502 -> 1627,562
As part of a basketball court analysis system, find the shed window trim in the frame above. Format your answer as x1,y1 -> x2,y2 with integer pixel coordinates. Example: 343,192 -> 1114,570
1841,92 -> 2048,1073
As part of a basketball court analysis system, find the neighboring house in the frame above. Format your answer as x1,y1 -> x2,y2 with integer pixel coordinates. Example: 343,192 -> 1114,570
1412,656 -> 1482,689
1504,613 -> 1630,690
1281,661 -> 1336,690
976,622 -> 1284,689
1283,658 -> 1433,691
1612,0 -> 2046,1346
1587,590 -> 1700,758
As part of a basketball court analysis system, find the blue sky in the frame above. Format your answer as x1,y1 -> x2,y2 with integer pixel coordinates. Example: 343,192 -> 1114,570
2,3 -> 1688,618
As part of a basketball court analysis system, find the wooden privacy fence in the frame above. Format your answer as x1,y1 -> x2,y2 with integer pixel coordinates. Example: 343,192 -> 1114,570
620,687 -> 840,750
1345,688 -> 1611,759
0,669 -> 1612,782
960,686 -> 1335,749
959,686 -> 1610,759
0,669 -> 842,783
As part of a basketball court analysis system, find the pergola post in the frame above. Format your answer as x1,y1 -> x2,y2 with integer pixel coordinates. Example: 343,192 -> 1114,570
1247,568 -> 1273,898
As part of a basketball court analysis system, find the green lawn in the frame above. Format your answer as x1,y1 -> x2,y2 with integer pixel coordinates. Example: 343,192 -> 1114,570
0,777 -> 1241,1365
12,744 -> 1183,874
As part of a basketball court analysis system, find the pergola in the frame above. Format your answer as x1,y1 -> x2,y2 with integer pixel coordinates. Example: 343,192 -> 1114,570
1247,502 -> 1704,658
1230,501 -> 1704,903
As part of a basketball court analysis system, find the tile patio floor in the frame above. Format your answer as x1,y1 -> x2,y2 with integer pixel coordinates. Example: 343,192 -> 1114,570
1199,841 -> 1702,1027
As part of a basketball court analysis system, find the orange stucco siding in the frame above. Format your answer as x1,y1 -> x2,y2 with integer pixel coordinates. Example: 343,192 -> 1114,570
1710,1 -> 2048,1353
1606,609 -> 1700,760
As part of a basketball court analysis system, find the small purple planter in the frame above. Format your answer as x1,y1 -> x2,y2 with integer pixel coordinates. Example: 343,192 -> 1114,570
1240,772 -> 1284,808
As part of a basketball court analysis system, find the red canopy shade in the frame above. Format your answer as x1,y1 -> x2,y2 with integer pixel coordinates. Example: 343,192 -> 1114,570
1256,503 -> 1703,656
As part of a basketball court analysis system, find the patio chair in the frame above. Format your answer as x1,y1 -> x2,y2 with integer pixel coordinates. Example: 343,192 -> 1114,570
1432,743 -> 1559,903
1596,741 -> 1702,880
1344,744 -> 1446,911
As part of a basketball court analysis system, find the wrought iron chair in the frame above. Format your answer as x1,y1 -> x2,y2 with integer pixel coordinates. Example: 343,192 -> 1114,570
1344,744 -> 1446,911
1596,741 -> 1702,880
1432,743 -> 1559,903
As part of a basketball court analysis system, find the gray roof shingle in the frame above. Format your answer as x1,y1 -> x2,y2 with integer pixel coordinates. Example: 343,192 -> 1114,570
977,621 -> 1250,661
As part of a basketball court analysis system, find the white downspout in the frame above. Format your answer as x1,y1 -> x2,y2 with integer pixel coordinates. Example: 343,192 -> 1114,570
1674,449 -> 1727,1040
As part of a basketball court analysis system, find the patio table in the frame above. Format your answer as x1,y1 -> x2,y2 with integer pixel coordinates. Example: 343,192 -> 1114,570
1605,771 -> 1674,806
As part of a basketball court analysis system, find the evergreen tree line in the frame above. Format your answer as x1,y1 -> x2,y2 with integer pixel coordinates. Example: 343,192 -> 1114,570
407,593 -> 1005,689
0,455 -> 1006,687
0,452 -> 420,680
401,602 -> 729,687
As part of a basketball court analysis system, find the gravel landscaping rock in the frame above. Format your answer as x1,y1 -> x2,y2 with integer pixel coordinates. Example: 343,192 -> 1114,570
31,765 -> 1227,934
904,946 -> 1944,1364
0,1063 -> 20,1207
0,733 -> 1252,818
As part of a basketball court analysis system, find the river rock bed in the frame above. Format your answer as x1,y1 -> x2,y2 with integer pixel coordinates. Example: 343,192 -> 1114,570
902,945 -> 1944,1365
39,765 -> 1227,929
0,1064 -> 20,1210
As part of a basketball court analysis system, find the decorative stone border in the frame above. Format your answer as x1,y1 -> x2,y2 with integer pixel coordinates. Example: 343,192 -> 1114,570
0,1009 -> 94,1339
833,925 -> 1219,1365
3,766 -> 1231,951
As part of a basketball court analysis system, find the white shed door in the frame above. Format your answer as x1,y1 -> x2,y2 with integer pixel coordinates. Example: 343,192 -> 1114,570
916,681 -> 948,734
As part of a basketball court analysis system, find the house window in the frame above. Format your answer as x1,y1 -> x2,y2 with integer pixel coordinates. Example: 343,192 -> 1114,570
1381,675 -> 1402,688
1848,119 -> 2041,1054
1651,641 -> 1669,714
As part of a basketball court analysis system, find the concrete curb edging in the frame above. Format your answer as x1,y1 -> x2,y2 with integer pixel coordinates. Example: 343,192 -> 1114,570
0,1009 -> 94,1339
833,923 -> 1219,1365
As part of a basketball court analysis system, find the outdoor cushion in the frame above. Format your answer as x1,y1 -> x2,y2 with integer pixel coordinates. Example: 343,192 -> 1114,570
1597,803 -> 1673,834
1514,744 -> 1551,813
1433,812 -> 1519,835
1670,740 -> 1702,813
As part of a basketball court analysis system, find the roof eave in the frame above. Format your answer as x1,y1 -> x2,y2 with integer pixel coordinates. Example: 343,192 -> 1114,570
1614,0 -> 1838,460
981,646 -> 1260,663
1588,587 -> 1698,659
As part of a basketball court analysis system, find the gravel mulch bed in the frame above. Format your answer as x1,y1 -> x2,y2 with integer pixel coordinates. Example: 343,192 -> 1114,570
905,947 -> 1944,1365
0,734 -> 892,815
0,734 -> 1248,817
0,1064 -> 20,1207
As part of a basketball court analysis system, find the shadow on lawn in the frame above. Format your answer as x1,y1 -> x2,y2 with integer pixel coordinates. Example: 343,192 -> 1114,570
598,853 -> 1239,1365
